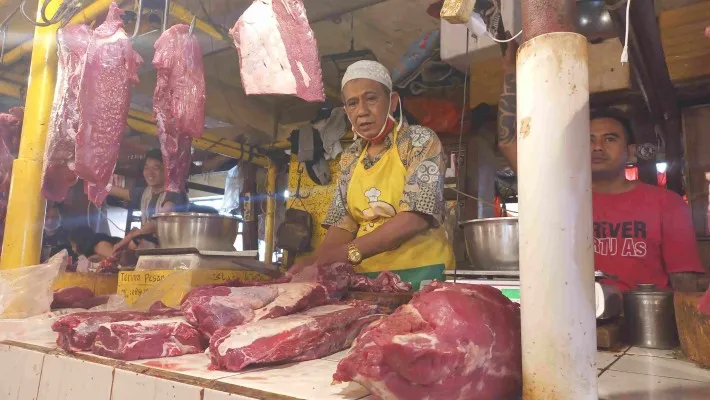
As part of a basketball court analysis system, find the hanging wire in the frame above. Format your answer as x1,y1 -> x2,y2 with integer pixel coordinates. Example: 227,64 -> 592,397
188,15 -> 196,36
161,0 -> 170,32
0,3 -> 21,62
130,0 -> 145,38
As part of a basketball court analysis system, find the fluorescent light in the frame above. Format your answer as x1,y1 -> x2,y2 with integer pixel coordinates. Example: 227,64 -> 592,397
656,162 -> 667,173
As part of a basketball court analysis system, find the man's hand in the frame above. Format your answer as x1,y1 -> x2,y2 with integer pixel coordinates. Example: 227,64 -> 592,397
112,230 -> 139,257
287,245 -> 349,276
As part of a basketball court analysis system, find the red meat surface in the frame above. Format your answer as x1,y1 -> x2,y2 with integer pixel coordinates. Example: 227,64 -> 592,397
51,305 -> 181,352
153,24 -> 205,193
230,0 -> 324,102
74,3 -> 143,205
42,24 -> 91,202
92,317 -> 205,361
209,302 -> 375,371
334,281 -> 522,400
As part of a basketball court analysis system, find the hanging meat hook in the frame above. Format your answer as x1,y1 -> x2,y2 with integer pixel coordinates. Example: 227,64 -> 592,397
0,3 -> 21,62
188,15 -> 196,36
130,0 -> 145,38
161,0 -> 170,32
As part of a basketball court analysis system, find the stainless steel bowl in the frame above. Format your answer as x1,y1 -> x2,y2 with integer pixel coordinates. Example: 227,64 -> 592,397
153,212 -> 241,251
459,217 -> 519,271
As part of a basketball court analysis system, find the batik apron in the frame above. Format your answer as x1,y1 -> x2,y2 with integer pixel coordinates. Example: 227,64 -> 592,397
346,128 -> 454,290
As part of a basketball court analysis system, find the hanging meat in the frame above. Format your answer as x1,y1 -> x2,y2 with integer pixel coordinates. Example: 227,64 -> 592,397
230,0 -> 325,102
42,24 -> 92,202
152,24 -> 206,193
0,107 -> 23,251
74,3 -> 143,205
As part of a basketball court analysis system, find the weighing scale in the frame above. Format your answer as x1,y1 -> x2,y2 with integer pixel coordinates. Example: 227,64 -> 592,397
133,248 -> 282,278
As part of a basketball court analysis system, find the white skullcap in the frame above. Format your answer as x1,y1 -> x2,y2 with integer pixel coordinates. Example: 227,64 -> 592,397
341,60 -> 392,91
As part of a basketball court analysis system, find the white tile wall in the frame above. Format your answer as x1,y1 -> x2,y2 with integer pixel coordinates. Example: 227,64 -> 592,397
216,359 -> 370,400
37,354 -> 114,400
203,389 -> 257,400
112,369 -> 203,400
0,344 -> 45,400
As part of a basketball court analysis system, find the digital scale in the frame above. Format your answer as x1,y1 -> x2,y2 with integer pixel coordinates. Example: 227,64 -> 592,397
446,269 -> 521,303
133,248 -> 282,278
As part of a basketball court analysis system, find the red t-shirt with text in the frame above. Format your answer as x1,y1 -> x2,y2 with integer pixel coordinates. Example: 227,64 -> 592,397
593,183 -> 704,291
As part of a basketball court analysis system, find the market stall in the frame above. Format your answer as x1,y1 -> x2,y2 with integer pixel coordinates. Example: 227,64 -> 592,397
1,0 -> 710,399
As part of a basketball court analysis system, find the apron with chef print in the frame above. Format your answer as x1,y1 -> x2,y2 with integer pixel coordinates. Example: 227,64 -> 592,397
346,127 -> 454,290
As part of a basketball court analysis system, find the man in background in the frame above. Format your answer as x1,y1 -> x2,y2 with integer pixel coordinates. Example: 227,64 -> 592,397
496,39 -> 705,292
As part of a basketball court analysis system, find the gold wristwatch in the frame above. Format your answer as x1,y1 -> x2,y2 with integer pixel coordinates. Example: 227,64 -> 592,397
347,243 -> 363,265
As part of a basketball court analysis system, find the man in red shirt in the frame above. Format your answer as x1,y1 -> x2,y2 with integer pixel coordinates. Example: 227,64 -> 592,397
497,41 -> 704,292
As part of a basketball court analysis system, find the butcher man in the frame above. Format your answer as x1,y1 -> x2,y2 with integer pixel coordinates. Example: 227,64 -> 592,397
497,40 -> 705,292
290,60 -> 454,290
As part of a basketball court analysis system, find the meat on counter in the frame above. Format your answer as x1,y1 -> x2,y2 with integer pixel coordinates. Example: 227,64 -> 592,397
334,281 -> 522,400
92,317 -> 205,361
209,302 -> 376,372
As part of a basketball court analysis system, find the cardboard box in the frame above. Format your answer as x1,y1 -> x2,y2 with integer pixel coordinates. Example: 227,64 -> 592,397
117,269 -> 271,308
52,273 -> 118,296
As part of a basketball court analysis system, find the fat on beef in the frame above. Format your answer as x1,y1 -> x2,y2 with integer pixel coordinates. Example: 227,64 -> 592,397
230,0 -> 325,102
334,281 -> 522,400
181,282 -> 329,336
92,317 -> 205,361
181,285 -> 280,336
41,25 -> 91,202
209,303 -> 375,372
74,3 -> 143,205
153,24 -> 205,193
52,306 -> 181,352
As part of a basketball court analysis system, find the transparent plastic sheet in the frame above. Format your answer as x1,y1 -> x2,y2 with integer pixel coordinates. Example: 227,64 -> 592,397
221,164 -> 243,213
153,24 -> 205,193
74,3 -> 143,205
41,24 -> 91,202
0,250 -> 69,319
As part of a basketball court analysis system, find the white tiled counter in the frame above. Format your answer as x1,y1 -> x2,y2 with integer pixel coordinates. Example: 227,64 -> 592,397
2,340 -> 710,400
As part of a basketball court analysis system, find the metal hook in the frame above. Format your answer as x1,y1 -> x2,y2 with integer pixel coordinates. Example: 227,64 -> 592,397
293,164 -> 311,200
130,0 -> 144,39
162,0 -> 170,33
188,16 -> 196,36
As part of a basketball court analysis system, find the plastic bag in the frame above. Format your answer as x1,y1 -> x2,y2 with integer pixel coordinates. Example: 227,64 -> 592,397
403,96 -> 470,134
153,24 -> 205,193
74,4 -> 143,205
222,164 -> 243,213
0,250 -> 69,319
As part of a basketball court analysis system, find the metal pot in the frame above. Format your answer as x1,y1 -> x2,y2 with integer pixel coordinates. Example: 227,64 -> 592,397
623,284 -> 679,349
459,217 -> 519,271
153,212 -> 241,252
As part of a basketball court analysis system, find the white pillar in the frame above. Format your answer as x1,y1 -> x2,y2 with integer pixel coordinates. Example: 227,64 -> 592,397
516,32 -> 598,399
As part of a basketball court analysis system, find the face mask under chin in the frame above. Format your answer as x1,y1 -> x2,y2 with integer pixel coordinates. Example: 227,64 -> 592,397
348,95 -> 402,142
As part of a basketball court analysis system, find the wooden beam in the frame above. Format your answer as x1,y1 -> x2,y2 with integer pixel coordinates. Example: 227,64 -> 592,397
660,1 -> 710,83
468,39 -> 630,107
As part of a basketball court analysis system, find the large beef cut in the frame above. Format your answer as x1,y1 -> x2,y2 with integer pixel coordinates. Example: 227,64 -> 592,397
230,0 -> 325,102
52,304 -> 181,352
181,282 -> 329,336
153,24 -> 205,193
74,3 -> 143,205
334,281 -> 522,400
92,317 -> 205,361
181,285 -> 280,336
209,302 -> 375,371
42,24 -> 92,202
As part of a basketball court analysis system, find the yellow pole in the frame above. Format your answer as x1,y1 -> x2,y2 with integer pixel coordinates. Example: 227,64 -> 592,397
264,161 -> 277,263
0,0 -> 62,269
